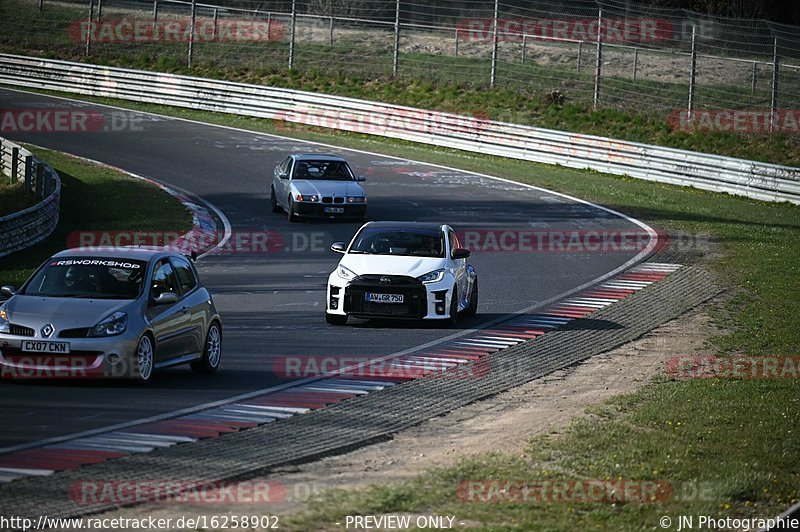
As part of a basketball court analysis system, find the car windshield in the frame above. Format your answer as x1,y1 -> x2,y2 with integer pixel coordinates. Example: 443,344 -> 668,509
293,160 -> 354,181
350,227 -> 445,258
21,257 -> 147,299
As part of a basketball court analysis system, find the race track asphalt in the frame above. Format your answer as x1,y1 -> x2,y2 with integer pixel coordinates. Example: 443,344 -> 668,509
0,88 -> 651,447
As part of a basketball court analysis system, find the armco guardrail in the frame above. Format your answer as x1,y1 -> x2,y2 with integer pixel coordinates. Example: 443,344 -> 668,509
0,136 -> 61,258
0,53 -> 797,204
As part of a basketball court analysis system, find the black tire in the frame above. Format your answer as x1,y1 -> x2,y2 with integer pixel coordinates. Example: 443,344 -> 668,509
191,322 -> 222,374
270,186 -> 282,213
446,287 -> 459,327
287,197 -> 299,223
463,277 -> 478,317
133,334 -> 154,384
326,313 -> 348,326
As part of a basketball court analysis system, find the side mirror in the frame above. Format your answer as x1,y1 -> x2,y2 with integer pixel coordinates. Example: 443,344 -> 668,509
356,175 -> 367,182
452,248 -> 471,260
278,172 -> 289,180
1,286 -> 17,298
152,292 -> 179,306
330,242 -> 347,254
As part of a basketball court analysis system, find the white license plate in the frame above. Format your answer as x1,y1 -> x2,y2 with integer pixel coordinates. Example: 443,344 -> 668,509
324,207 -> 345,214
366,293 -> 404,304
22,340 -> 70,354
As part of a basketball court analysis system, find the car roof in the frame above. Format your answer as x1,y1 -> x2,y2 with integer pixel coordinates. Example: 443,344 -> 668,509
362,221 -> 447,231
51,247 -> 175,261
292,153 -> 347,162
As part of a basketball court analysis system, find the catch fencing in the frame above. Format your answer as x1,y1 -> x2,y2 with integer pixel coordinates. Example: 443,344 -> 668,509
0,137 -> 62,257
0,54 -> 796,204
2,0 -> 800,119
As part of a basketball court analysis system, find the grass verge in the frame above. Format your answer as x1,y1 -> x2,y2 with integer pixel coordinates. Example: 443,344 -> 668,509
0,147 -> 191,286
4,88 -> 800,529
0,181 -> 39,217
1,0 -> 799,166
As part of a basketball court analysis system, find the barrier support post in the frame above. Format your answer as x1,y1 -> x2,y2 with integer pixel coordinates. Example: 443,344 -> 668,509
490,0 -> 499,86
289,0 -> 296,69
688,25 -> 697,120
392,0 -> 400,77
770,37 -> 779,133
593,9 -> 602,109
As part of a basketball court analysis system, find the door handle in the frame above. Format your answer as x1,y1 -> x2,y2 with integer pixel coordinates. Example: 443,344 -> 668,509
181,306 -> 190,314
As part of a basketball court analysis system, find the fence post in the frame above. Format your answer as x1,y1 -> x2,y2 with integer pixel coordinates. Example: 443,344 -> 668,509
267,12 -> 272,41
23,157 -> 32,194
688,26 -> 697,119
96,0 -> 102,21
632,47 -> 638,82
329,4 -> 334,46
288,0 -> 296,69
392,0 -> 400,77
751,61 -> 757,96
188,0 -> 196,67
39,0 -> 43,11
153,0 -> 159,31
521,35 -> 526,64
36,163 -> 44,199
577,41 -> 582,73
770,37 -> 779,133
490,0 -> 499,86
454,29 -> 459,57
593,9 -> 602,109
212,8 -> 218,42
85,0 -> 94,56
11,147 -> 19,184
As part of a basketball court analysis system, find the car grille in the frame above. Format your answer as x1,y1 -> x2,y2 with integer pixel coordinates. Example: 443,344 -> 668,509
345,275 -> 427,318
9,324 -> 35,337
59,328 -> 91,339
321,197 -> 345,204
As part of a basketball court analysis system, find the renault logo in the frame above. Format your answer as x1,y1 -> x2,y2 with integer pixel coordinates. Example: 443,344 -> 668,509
379,277 -> 392,285
41,324 -> 55,338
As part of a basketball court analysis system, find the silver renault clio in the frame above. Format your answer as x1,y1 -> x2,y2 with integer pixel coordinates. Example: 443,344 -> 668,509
0,247 -> 222,383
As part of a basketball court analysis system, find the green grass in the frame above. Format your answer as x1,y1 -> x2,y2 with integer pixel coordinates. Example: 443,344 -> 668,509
5,88 -> 800,530
0,147 -> 191,286
2,0 -> 799,166
0,181 -> 39,217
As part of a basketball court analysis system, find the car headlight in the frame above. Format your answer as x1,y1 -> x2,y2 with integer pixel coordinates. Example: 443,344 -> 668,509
417,269 -> 446,284
0,307 -> 8,334
296,194 -> 319,202
88,311 -> 128,337
347,196 -> 366,204
337,265 -> 356,281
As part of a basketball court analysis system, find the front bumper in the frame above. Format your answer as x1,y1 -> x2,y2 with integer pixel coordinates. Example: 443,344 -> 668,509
294,202 -> 366,219
327,273 -> 454,320
0,332 -> 140,379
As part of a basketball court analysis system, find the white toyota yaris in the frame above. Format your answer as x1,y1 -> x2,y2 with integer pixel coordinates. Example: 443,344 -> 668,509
325,222 -> 478,326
